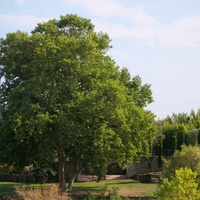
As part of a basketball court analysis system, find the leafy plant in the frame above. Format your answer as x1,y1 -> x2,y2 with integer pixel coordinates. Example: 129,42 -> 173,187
84,186 -> 123,200
156,167 -> 200,200
163,145 -> 200,181
108,187 -> 122,200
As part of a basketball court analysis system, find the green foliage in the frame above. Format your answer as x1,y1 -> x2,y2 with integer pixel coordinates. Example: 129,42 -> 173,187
84,192 -> 97,200
163,145 -> 200,180
156,167 -> 200,200
154,109 -> 200,158
187,129 -> 199,146
84,186 -> 122,200
162,123 -> 188,151
0,14 -> 156,190
108,187 -> 122,200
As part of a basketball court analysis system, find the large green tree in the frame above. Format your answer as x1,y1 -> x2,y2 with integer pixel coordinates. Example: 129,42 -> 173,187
0,14 -> 156,191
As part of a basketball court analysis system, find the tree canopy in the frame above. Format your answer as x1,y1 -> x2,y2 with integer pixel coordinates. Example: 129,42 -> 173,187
0,14 -> 156,191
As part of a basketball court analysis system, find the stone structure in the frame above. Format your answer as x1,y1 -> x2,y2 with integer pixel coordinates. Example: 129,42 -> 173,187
126,156 -> 159,178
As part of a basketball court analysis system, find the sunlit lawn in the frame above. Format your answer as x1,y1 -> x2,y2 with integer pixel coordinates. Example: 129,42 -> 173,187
73,179 -> 159,196
0,180 -> 159,197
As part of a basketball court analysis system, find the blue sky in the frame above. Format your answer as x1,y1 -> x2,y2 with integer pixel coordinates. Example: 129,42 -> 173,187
1,0 -> 200,119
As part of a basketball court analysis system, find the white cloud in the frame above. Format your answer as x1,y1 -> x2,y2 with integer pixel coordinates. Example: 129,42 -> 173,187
155,16 -> 200,47
110,49 -> 133,62
95,16 -> 200,48
92,19 -> 156,40
15,0 -> 26,5
66,0 -> 157,26
3,0 -> 200,48
0,14 -> 48,27
66,0 -> 200,48
152,88 -> 175,104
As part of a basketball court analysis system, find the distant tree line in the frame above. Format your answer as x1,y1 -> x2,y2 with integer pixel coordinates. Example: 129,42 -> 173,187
153,109 -> 200,166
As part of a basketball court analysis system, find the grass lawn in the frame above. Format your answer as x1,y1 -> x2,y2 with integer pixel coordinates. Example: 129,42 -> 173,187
0,180 -> 159,197
73,179 -> 159,197
0,182 -> 22,195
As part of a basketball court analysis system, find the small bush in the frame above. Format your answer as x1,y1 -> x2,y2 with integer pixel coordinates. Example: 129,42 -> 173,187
84,186 -> 108,200
84,191 -> 97,200
108,187 -> 122,200
84,186 -> 123,200
163,145 -> 200,180
15,185 -> 71,200
156,167 -> 200,200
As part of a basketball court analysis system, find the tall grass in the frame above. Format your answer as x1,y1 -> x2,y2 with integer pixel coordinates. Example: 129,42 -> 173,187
15,185 -> 71,200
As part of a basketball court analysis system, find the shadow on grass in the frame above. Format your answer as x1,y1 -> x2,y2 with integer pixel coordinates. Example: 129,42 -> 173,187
0,182 -> 44,195
0,182 -> 19,195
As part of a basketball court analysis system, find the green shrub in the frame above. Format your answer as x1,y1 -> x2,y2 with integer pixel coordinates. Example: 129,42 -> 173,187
108,187 -> 122,200
163,145 -> 200,181
84,186 -> 124,200
156,167 -> 200,200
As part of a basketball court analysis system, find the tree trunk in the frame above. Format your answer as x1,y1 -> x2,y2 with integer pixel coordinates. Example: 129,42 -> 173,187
58,151 -> 66,192
67,169 -> 82,190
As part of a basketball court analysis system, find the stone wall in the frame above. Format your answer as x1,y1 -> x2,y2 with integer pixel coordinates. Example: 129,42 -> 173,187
126,156 -> 159,178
